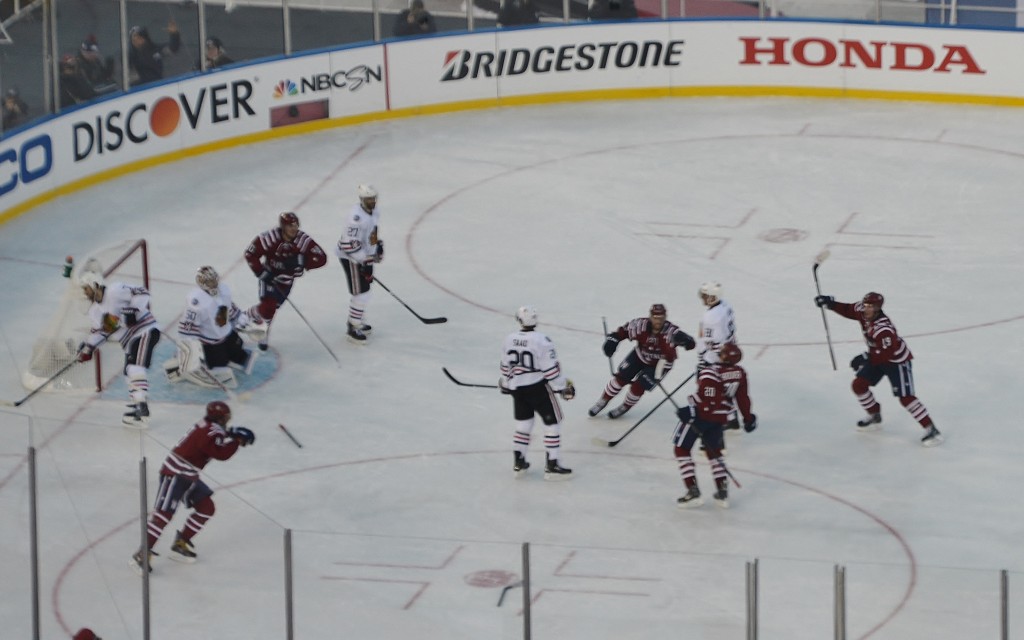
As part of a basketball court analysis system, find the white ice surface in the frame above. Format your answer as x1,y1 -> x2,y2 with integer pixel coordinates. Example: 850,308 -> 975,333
1,97 -> 1023,640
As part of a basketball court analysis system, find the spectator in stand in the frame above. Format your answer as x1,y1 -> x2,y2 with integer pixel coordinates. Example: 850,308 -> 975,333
59,54 -> 97,108
199,36 -> 234,70
128,21 -> 181,87
498,0 -> 540,26
2,88 -> 29,130
588,0 -> 638,20
393,0 -> 438,37
76,34 -> 117,94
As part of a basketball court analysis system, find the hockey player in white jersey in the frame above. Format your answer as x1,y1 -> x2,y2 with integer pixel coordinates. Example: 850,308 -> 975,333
165,266 -> 260,389
499,306 -> 575,480
697,281 -> 737,367
335,184 -> 383,343
77,271 -> 161,427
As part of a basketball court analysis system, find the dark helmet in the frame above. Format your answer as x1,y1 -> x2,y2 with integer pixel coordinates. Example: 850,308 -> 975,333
279,211 -> 299,228
205,400 -> 231,426
719,343 -> 742,365
649,303 -> 667,318
862,292 -> 884,307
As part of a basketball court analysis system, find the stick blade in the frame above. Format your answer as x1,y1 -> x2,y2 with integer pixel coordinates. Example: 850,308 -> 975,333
422,317 -> 448,324
814,249 -> 831,266
591,436 -> 614,448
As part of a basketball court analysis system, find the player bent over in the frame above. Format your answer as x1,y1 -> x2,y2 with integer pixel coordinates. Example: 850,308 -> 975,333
671,358 -> 745,509
77,271 -> 160,427
589,304 -> 695,419
335,184 -> 383,344
166,265 -> 261,388
131,401 -> 254,573
815,291 -> 942,447
244,212 -> 328,350
499,306 -> 575,480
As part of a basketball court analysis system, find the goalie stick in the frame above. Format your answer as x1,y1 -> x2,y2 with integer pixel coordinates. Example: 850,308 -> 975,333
373,277 -> 447,325
591,370 -> 696,448
442,367 -> 499,389
812,249 -> 838,371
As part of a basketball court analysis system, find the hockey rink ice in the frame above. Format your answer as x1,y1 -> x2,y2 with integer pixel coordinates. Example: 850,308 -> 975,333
2,96 -> 1024,639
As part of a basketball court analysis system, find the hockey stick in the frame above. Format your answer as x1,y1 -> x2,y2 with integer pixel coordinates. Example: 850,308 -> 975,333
160,330 -> 238,401
278,423 -> 303,448
591,370 -> 695,448
601,317 -> 614,376
281,297 -> 341,365
812,250 -> 838,371
373,277 -> 447,324
442,367 -> 499,389
652,378 -> 741,488
3,335 -> 111,407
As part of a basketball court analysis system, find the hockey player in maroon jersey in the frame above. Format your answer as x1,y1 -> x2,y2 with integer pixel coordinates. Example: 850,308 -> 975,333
244,212 -> 328,350
718,343 -> 757,435
815,291 -> 942,447
130,401 -> 255,573
588,304 -> 695,419
671,358 -> 738,509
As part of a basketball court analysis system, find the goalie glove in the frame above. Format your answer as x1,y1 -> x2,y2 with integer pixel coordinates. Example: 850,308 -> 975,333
559,379 -> 575,400
228,427 -> 256,446
602,337 -> 619,358
77,343 -> 94,362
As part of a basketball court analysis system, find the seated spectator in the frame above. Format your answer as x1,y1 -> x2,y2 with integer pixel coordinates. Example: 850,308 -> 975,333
59,54 -> 97,108
128,21 -> 181,87
76,35 -> 118,95
393,0 -> 438,37
195,36 -> 234,71
588,0 -> 637,20
498,0 -> 540,26
2,88 -> 29,130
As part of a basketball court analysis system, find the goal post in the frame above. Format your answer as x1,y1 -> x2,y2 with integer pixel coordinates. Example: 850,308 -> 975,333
21,239 -> 150,394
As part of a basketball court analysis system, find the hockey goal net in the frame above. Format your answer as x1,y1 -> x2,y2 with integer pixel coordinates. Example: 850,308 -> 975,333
21,239 -> 150,393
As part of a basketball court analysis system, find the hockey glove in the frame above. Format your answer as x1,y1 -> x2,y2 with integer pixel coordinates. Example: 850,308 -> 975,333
258,270 -> 275,284
602,337 -> 619,358
101,313 -> 120,333
675,406 -> 694,424
814,295 -> 835,308
744,414 -> 758,433
123,310 -> 138,327
361,266 -> 374,285
639,371 -> 657,391
673,330 -> 696,351
559,380 -> 576,400
215,306 -> 228,327
273,273 -> 293,286
850,353 -> 868,371
290,264 -> 304,278
376,240 -> 384,262
77,343 -> 94,362
228,427 -> 256,446
498,379 -> 511,395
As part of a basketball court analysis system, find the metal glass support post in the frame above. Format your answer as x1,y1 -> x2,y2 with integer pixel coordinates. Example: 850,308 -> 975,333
282,0 -> 292,56
285,529 -> 294,640
373,0 -> 382,41
198,0 -> 208,71
29,447 -> 40,640
834,564 -> 846,640
746,559 -> 758,640
1001,569 -> 1008,640
521,542 -> 531,640
119,0 -> 130,93
139,458 -> 150,640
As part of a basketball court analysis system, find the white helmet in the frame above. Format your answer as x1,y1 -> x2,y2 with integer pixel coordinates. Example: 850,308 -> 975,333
699,281 -> 722,305
196,265 -> 219,295
515,305 -> 538,329
357,184 -> 378,200
79,270 -> 105,290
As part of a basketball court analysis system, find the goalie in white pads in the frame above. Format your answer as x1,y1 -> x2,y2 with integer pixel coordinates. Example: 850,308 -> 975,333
78,271 -> 161,427
166,266 -> 260,389
499,306 -> 575,480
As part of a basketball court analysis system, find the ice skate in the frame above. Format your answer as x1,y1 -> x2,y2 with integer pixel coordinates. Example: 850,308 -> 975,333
713,480 -> 729,509
543,455 -> 572,481
607,403 -> 632,419
676,486 -> 703,509
122,402 -> 149,429
920,425 -> 943,447
588,397 -> 608,417
129,548 -> 157,575
513,451 -> 530,478
169,532 -> 197,564
358,323 -> 372,334
347,323 -> 368,344
856,412 -> 882,431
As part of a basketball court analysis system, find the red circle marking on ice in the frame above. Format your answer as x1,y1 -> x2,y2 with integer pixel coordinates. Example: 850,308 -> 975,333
464,569 -> 519,588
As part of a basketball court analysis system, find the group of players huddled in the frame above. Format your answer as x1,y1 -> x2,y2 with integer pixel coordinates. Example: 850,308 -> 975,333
499,282 -> 941,509
71,185 -> 383,573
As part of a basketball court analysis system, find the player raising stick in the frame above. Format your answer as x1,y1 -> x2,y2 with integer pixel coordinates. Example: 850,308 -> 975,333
244,212 -> 328,350
814,291 -> 942,446
588,304 -> 695,419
